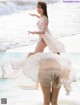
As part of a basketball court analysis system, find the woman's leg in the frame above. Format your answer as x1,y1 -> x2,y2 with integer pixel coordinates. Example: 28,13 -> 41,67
40,83 -> 51,105
50,52 -> 60,103
51,86 -> 61,105
27,40 -> 47,89
28,39 -> 47,57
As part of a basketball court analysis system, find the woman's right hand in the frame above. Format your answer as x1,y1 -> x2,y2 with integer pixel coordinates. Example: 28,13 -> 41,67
29,13 -> 40,18
29,13 -> 35,17
28,31 -> 32,34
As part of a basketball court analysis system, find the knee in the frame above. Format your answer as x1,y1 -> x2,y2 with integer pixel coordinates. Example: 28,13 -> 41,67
51,100 -> 58,105
44,98 -> 50,105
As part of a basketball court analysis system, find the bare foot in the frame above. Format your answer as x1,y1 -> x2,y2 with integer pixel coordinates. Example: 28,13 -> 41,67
27,52 -> 35,57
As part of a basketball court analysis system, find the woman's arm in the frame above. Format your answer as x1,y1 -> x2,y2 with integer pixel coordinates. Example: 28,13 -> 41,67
28,16 -> 48,35
29,13 -> 40,18
28,31 -> 45,35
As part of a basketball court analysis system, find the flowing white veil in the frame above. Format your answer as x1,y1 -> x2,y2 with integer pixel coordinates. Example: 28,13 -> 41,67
0,52 -> 76,94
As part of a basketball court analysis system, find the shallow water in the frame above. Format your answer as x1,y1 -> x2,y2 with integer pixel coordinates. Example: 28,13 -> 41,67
0,53 -> 80,105
0,78 -> 80,105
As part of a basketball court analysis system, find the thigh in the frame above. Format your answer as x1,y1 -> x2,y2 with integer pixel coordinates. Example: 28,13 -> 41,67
35,39 -> 47,52
51,86 -> 61,104
40,83 -> 51,99
28,39 -> 47,57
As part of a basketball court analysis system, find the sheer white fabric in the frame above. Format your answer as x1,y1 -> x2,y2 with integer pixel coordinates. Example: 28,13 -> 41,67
1,53 -> 76,95
37,16 -> 65,53
0,16 -> 75,94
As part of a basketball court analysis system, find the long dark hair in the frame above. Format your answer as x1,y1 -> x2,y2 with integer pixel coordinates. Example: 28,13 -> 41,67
37,2 -> 48,19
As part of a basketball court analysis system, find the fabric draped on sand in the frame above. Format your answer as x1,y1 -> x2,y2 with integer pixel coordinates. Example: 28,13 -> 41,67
1,53 -> 76,95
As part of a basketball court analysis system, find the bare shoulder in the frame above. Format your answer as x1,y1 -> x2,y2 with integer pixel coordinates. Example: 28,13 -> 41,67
42,15 -> 48,24
42,15 -> 48,20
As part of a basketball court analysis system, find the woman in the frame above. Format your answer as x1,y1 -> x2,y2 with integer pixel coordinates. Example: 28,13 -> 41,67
27,1 -> 65,105
6,53 -> 75,105
28,1 -> 65,56
0,2 -> 76,105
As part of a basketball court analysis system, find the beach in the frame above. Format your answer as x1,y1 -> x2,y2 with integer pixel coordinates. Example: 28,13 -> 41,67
6,34 -> 80,53
0,2 -> 80,105
0,74 -> 80,105
0,3 -> 80,52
